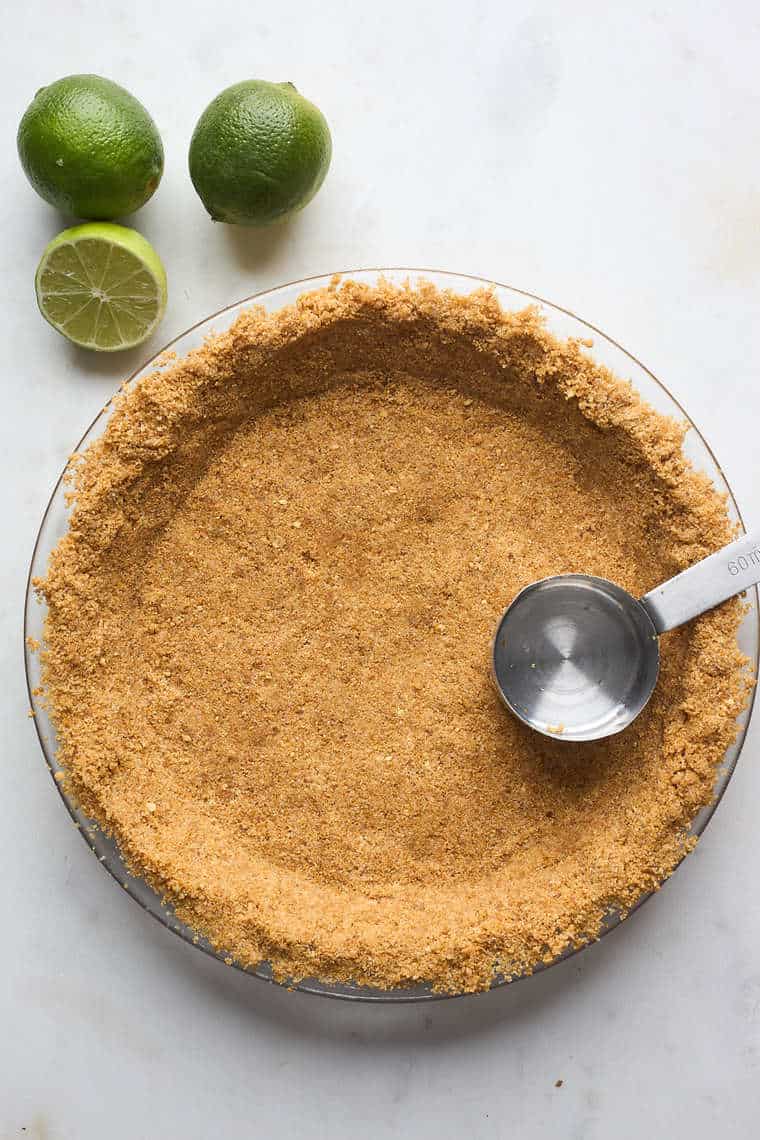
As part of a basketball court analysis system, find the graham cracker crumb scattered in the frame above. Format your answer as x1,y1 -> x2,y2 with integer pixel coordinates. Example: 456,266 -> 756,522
35,279 -> 751,993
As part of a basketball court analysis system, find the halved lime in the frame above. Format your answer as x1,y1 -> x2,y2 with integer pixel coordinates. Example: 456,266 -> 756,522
35,222 -> 167,351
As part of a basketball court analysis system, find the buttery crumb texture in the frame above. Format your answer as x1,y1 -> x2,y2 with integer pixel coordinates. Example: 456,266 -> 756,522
38,279 -> 750,992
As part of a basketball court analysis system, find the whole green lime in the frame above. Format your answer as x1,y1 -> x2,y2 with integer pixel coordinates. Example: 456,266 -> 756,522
188,80 -> 331,226
17,75 -> 164,219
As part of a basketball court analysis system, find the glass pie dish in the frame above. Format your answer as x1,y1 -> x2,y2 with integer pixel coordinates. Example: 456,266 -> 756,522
24,269 -> 759,1002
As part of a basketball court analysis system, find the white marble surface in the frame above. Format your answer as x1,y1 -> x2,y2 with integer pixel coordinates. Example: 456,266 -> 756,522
2,2 -> 760,1136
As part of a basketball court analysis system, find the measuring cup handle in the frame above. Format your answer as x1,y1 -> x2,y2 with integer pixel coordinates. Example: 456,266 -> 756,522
640,526 -> 760,634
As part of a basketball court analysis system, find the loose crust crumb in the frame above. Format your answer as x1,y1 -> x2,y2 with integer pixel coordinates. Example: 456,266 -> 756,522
36,279 -> 751,992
